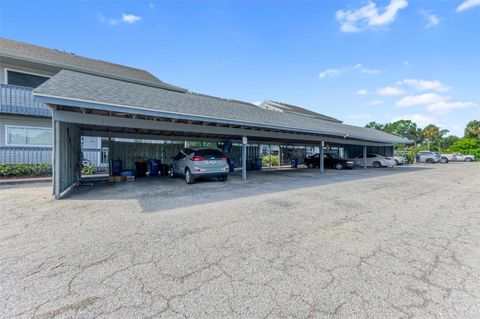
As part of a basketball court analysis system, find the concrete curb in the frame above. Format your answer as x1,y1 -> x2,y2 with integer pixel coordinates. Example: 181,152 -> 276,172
0,177 -> 52,185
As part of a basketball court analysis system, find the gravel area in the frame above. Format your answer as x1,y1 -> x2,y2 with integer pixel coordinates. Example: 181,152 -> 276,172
1,163 -> 479,318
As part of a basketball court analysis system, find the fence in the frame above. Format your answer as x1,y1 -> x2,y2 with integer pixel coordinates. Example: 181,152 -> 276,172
0,146 -> 108,172
0,84 -> 52,117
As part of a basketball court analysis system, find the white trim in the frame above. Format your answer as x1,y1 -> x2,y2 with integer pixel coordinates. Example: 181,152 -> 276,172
4,67 -> 51,86
5,125 -> 53,147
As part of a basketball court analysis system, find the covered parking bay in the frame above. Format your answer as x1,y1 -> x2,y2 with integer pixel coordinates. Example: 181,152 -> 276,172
33,70 -> 408,199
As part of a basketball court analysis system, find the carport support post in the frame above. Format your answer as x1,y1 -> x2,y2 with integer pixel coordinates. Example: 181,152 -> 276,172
53,120 -> 60,199
363,145 -> 367,170
319,141 -> 325,173
242,136 -> 247,181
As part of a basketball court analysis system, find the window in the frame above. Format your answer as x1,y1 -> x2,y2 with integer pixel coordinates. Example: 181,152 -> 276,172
6,126 -> 52,146
6,70 -> 49,88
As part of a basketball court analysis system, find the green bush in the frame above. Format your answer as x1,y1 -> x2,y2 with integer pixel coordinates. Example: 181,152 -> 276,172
81,165 -> 96,175
0,163 -> 52,177
262,155 -> 279,166
448,138 -> 480,160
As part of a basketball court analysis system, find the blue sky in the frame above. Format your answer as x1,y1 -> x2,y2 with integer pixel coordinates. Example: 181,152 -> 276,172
1,0 -> 479,136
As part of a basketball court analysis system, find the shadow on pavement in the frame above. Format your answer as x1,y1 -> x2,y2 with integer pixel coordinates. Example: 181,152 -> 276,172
67,165 -> 431,213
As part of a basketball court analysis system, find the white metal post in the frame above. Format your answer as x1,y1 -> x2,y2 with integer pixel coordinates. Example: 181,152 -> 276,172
363,145 -> 367,170
54,120 -> 61,199
268,145 -> 272,169
242,136 -> 247,181
320,141 -> 325,173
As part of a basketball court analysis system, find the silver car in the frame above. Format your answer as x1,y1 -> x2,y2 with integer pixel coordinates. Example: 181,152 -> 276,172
169,148 -> 229,184
415,151 -> 441,164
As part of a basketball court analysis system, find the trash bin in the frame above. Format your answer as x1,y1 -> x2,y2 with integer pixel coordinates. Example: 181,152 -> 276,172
160,164 -> 170,176
111,160 -> 122,176
291,158 -> 298,168
228,159 -> 235,172
148,159 -> 161,176
135,162 -> 148,178
255,158 -> 262,171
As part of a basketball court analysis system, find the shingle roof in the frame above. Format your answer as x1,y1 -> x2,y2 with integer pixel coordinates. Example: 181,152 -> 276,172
34,70 -> 409,144
0,37 -> 186,92
260,100 -> 342,123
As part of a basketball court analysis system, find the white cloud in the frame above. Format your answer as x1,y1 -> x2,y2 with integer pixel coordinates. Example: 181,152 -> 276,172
336,0 -> 408,32
426,101 -> 476,113
98,13 -> 142,25
393,114 -> 435,127
122,14 -> 141,24
399,79 -> 449,92
396,93 -> 446,107
318,68 -> 341,78
420,10 -> 441,28
366,100 -> 384,106
354,63 -> 381,74
377,86 -> 405,96
319,64 -> 380,79
456,0 -> 480,12
403,60 -> 410,66
357,89 -> 369,95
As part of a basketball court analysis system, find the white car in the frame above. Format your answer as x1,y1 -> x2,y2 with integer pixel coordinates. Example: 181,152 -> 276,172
354,153 -> 395,168
394,156 -> 407,165
440,153 -> 475,162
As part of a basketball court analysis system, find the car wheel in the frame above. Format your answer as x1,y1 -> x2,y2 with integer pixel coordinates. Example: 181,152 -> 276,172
218,175 -> 228,182
440,157 -> 449,164
373,161 -> 382,168
394,159 -> 399,165
426,158 -> 434,164
307,163 -> 313,169
465,157 -> 473,162
169,166 -> 175,178
185,168 -> 195,184
335,163 -> 343,170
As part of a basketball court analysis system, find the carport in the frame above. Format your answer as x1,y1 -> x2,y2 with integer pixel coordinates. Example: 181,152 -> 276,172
33,70 -> 408,199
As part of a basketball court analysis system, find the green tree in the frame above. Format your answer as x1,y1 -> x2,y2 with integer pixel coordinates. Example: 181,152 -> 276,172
439,135 -> 460,150
464,120 -> 480,139
365,121 -> 385,131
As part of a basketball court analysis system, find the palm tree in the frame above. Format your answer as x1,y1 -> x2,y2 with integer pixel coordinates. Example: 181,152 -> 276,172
465,120 -> 480,139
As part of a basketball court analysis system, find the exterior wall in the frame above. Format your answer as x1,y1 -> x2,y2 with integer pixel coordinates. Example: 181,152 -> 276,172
109,141 -> 184,171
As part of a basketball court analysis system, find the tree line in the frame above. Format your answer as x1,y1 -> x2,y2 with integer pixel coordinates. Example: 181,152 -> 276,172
364,120 -> 480,161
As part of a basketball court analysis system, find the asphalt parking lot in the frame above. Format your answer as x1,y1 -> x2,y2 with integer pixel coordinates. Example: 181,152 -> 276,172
1,163 -> 479,318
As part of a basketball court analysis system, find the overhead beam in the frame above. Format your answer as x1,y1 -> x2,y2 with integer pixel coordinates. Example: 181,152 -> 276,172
55,110 -> 393,146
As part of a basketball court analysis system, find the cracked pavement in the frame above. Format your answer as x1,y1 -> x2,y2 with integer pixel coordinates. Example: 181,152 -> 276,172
1,163 -> 479,318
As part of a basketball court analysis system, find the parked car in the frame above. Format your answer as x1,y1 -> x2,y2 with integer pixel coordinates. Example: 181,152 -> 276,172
353,153 -> 395,168
415,151 -> 441,164
304,153 -> 354,170
393,155 -> 407,165
440,153 -> 475,162
169,148 -> 229,184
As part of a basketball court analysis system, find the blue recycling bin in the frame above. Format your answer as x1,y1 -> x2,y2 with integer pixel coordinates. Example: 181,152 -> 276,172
148,159 -> 161,176
228,159 -> 235,172
291,159 -> 298,168
111,160 -> 122,176
255,158 -> 262,171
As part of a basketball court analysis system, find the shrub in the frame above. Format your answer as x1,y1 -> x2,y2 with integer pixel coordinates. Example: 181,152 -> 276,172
81,165 -> 96,175
262,155 -> 279,166
448,138 -> 480,160
0,163 -> 52,177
